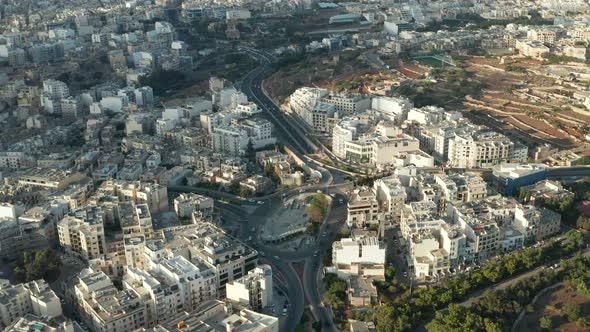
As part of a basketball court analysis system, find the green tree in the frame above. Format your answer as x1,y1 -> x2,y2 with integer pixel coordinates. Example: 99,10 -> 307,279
375,304 -> 396,332
566,229 -> 584,249
385,267 -> 396,281
563,302 -> 581,321
539,316 -> 552,331
13,249 -> 62,283
245,139 -> 256,162
306,194 -> 330,223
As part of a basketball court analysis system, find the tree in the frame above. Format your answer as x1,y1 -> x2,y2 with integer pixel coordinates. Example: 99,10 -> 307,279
566,229 -> 584,249
385,267 -> 396,281
539,317 -> 552,331
375,304 -> 396,332
245,138 -> 256,162
576,215 -> 590,231
13,249 -> 62,283
306,194 -> 330,223
563,303 -> 581,321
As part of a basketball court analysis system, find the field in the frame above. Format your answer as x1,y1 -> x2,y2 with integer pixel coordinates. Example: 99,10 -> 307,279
265,50 -> 386,102
517,283 -> 590,331
401,55 -> 590,150
460,56 -> 590,149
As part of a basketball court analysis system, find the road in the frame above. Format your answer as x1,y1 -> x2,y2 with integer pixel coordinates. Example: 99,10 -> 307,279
237,47 -> 317,156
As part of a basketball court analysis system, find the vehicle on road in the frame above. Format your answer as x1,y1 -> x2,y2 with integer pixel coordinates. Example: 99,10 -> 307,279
257,201 -> 264,205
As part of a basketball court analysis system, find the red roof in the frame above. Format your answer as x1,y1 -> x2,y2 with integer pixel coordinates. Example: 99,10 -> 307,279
578,200 -> 590,217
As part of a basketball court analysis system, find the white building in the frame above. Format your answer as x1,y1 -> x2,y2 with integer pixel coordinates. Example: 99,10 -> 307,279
447,129 -> 527,168
0,280 -> 63,329
73,268 -> 148,332
57,206 -> 106,260
226,264 -> 273,310
174,193 -> 214,220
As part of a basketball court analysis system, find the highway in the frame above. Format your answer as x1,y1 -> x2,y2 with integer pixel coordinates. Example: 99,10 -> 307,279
237,47 -> 317,156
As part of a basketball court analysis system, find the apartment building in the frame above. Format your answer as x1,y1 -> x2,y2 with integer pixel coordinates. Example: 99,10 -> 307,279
434,172 -> 487,204
373,176 -> 407,222
346,189 -> 381,228
226,264 -> 273,310
0,280 -> 62,329
323,92 -> 371,115
57,206 -> 107,260
74,268 -> 148,332
410,229 -> 450,278
174,193 -> 214,220
332,117 -> 364,158
447,130 -> 528,168
289,87 -> 337,133
147,300 -> 279,332
0,152 -> 35,169
513,206 -> 561,243
170,223 -> 259,293
331,232 -> 386,278
93,180 -> 169,213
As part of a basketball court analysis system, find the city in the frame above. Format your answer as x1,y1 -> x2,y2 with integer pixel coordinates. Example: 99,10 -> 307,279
0,1 -> 590,332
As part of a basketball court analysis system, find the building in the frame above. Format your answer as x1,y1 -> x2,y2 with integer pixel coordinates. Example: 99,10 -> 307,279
225,264 -> 273,310
0,280 -> 62,329
18,168 -> 88,189
289,87 -> 336,133
346,189 -> 381,228
323,92 -> 371,115
492,164 -> 548,196
57,206 -> 107,260
331,232 -> 386,278
520,180 -> 574,206
173,193 -> 214,220
73,268 -> 148,332
373,176 -> 407,222
4,314 -> 74,332
144,300 -> 278,332
409,229 -> 450,278
447,130 -> 528,168
168,223 -> 259,293
239,175 -> 273,195
513,206 -> 561,243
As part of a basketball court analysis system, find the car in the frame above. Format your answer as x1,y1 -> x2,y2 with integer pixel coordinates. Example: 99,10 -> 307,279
251,227 -> 256,232
339,199 -> 344,204
316,190 -> 322,193
299,189 -> 304,193
281,312 -> 287,316
273,256 -> 279,260
257,201 -> 264,205
271,308 -> 276,313
259,252 -> 266,257
248,199 -> 255,203
403,272 -> 408,277
247,236 -> 252,241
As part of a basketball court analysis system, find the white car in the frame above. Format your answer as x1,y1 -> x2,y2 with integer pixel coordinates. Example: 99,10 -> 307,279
257,201 -> 264,205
